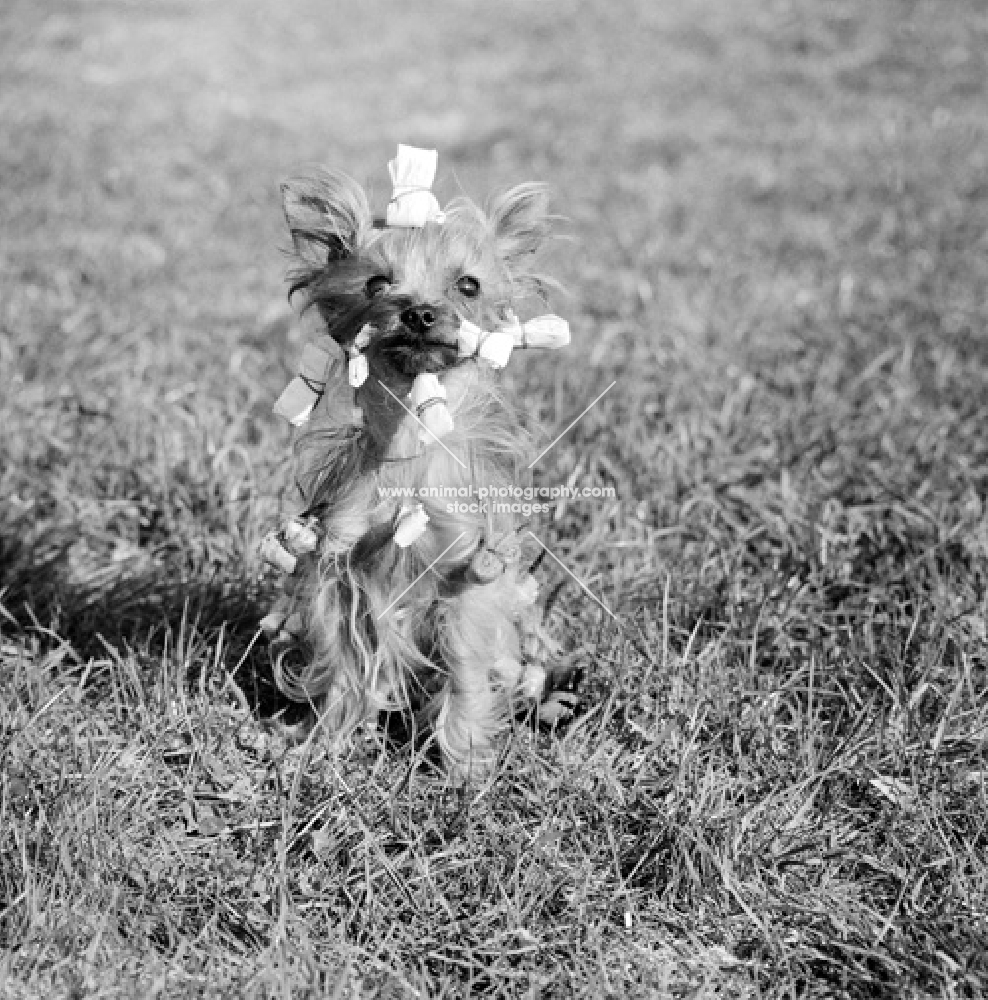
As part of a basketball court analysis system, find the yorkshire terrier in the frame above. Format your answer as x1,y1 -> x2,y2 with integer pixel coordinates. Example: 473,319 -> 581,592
260,145 -> 571,773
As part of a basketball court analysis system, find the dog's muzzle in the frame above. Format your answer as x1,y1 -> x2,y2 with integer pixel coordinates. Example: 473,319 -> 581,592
383,302 -> 460,374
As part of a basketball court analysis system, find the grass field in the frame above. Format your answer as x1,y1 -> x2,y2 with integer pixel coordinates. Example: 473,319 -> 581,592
2,1 -> 988,997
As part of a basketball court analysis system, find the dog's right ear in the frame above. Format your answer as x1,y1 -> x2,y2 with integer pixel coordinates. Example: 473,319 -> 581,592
281,169 -> 373,266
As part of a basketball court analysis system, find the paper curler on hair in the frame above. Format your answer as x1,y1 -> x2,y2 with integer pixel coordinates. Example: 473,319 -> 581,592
272,338 -> 337,426
455,313 -> 570,369
407,372 -> 455,443
385,145 -> 446,228
259,532 -> 297,575
394,503 -> 430,548
511,313 -> 570,350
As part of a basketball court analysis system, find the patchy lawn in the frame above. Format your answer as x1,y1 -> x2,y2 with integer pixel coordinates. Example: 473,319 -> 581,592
1,1 -> 987,996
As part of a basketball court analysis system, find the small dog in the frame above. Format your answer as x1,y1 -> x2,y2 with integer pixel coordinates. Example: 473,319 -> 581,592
260,146 -> 570,772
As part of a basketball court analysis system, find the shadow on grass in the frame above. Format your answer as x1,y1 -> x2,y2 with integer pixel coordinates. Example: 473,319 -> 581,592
0,524 -> 307,723
0,518 -> 592,746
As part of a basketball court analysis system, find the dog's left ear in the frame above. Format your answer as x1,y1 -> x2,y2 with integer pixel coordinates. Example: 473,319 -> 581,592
488,184 -> 556,299
281,169 -> 373,266
489,183 -> 552,264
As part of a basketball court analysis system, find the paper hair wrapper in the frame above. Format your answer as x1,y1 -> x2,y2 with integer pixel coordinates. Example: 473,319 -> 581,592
518,573 -> 539,605
347,324 -> 373,388
260,606 -> 304,637
273,338 -> 337,426
260,607 -> 288,635
394,503 -> 430,548
259,532 -> 297,575
259,513 -> 322,577
458,320 -> 514,368
282,516 -> 320,554
386,145 -> 446,228
457,314 -> 570,368
407,372 -> 454,443
511,314 -> 570,350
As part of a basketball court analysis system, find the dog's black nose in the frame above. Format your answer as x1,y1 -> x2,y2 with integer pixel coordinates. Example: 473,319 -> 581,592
400,305 -> 437,335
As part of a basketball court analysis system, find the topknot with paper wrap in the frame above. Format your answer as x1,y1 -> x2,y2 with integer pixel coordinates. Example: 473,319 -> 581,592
261,145 -> 572,774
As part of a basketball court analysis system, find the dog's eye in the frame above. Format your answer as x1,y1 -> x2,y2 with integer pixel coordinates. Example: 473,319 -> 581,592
365,275 -> 391,299
456,275 -> 481,298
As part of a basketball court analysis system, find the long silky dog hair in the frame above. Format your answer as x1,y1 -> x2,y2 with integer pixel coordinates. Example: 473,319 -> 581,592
269,167 -> 558,771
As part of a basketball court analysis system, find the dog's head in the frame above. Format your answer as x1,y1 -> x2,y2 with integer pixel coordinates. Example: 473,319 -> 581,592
281,169 -> 555,377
